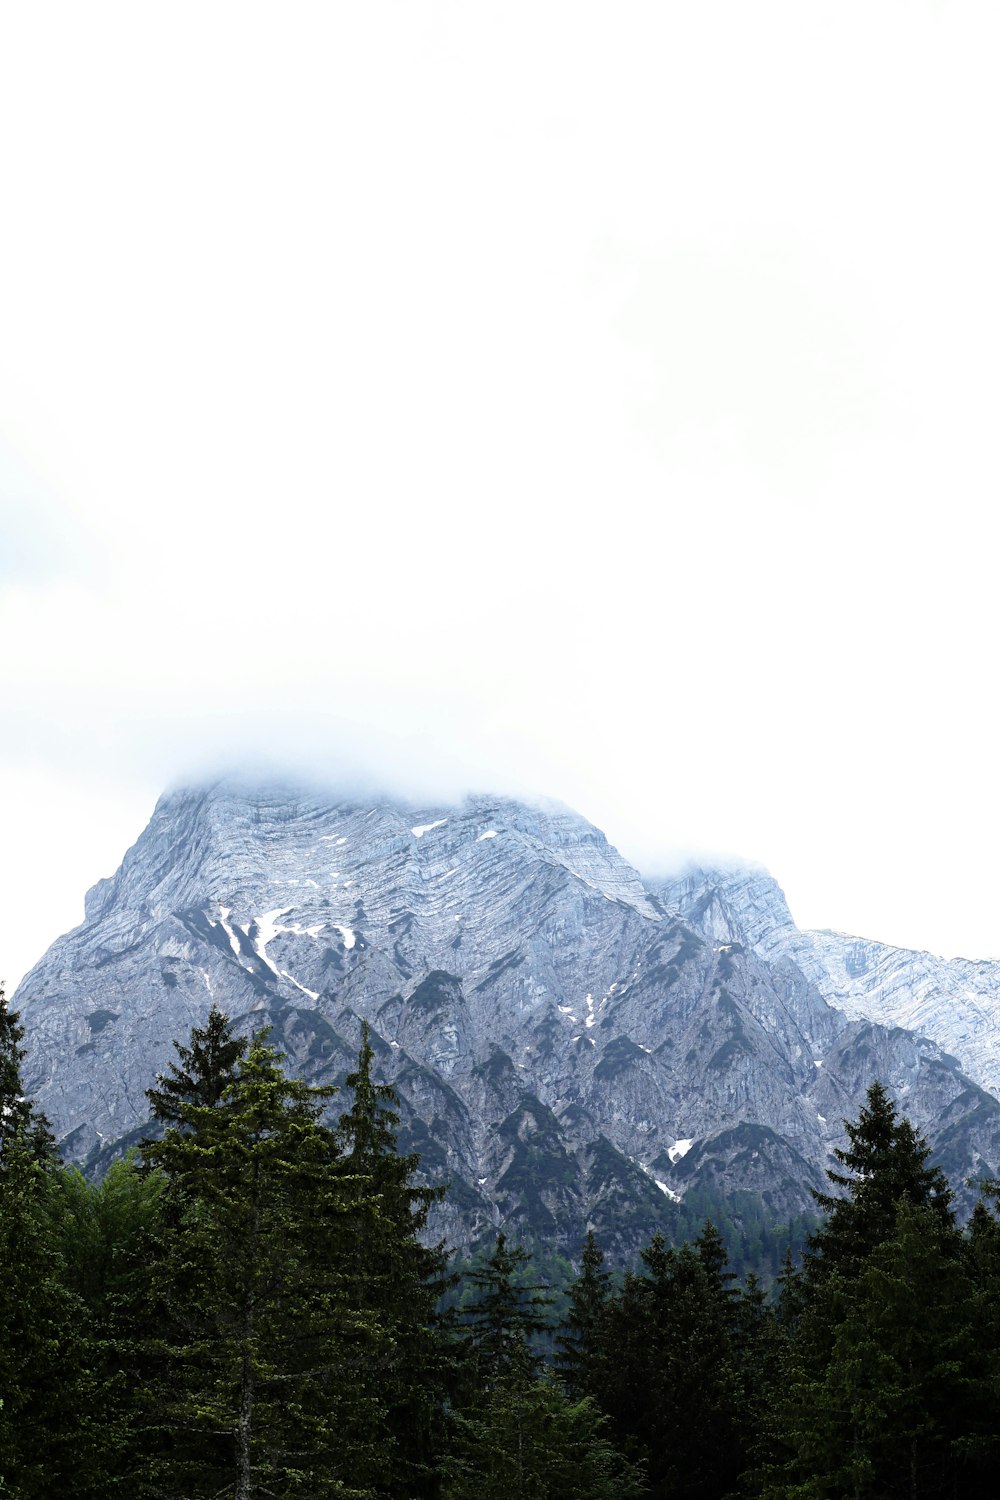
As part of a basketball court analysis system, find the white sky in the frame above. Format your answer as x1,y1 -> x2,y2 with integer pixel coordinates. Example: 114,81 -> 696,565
2,1 -> 999,992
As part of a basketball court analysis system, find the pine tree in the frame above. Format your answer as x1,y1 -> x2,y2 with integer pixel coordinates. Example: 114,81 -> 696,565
731,1272 -> 789,1495
694,1218 -> 739,1307
450,1231 -> 639,1498
808,1079 -> 953,1282
769,1201 -> 978,1500
958,1185 -> 1000,1489
145,1029 -> 389,1499
335,1019 -> 453,1497
443,1375 -> 645,1500
47,1154 -> 168,1495
0,982 -> 53,1161
589,1230 -> 744,1500
587,1268 -> 655,1477
555,1229 -> 611,1400
0,996 -> 90,1497
462,1231 -> 552,1389
145,1002 -> 247,1125
765,1085 -> 975,1499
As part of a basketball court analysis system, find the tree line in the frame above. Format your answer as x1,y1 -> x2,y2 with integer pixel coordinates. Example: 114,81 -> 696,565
2,978 -> 1000,1498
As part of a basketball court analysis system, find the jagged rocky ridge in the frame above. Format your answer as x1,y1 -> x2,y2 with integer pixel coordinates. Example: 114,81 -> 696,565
15,780 -> 1000,1257
654,864 -> 1000,1102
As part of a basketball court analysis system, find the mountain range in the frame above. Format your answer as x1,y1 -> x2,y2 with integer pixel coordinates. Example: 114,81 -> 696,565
14,778 -> 1000,1258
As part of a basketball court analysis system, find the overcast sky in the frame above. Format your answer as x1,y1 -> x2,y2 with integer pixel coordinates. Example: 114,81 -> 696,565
2,1 -> 999,992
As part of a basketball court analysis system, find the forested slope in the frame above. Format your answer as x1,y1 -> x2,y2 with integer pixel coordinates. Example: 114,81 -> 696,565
4,982 -> 1000,1500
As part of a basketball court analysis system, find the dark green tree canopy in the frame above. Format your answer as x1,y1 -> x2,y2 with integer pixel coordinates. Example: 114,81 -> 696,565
144,1002 -> 247,1126
1,981 -> 55,1163
463,1232 -> 553,1386
1,981 -> 34,1153
555,1229 -> 611,1399
808,1078 -> 954,1282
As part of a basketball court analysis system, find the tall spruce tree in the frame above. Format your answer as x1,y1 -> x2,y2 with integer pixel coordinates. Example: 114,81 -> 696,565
0,982 -> 29,1151
462,1231 -> 552,1388
336,1019 -> 453,1498
765,1083 -> 976,1500
145,1028 -> 389,1499
588,1229 -> 746,1500
769,1201 -> 979,1500
47,1155 -> 168,1496
145,1002 -> 247,1125
0,982 -> 53,1161
963,1184 -> 1000,1485
555,1229 -> 611,1400
443,1375 -> 645,1500
448,1236 -> 641,1499
807,1079 -> 953,1281
0,982 -> 90,1496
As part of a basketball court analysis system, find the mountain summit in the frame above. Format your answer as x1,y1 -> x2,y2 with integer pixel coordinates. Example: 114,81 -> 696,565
16,778 -> 1000,1254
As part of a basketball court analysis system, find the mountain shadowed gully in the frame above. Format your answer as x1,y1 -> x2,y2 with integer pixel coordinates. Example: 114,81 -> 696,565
14,778 -> 1000,1258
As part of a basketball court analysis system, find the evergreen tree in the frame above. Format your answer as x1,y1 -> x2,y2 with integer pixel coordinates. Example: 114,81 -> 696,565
462,1231 -> 552,1388
0,982 -> 29,1152
451,1232 -> 638,1498
336,1019 -> 453,1498
694,1218 -> 739,1305
958,1184 -> 1000,1486
731,1272 -> 789,1495
587,1268 -> 655,1475
46,1155 -> 168,1495
555,1229 -> 611,1400
0,1134 -> 90,1494
145,1002 -> 247,1125
443,1376 -> 645,1500
589,1230 -> 745,1500
766,1085 -> 977,1499
0,982 -> 53,1161
808,1079 -> 953,1282
145,1029 -> 389,1499
768,1201 -> 979,1499
773,1246 -> 805,1330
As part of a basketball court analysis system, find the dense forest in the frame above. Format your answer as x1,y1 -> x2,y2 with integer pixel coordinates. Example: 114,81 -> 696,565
3,980 -> 1000,1499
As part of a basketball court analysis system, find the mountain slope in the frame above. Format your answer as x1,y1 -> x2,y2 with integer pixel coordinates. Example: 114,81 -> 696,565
15,779 -> 1000,1256
654,863 -> 1000,1099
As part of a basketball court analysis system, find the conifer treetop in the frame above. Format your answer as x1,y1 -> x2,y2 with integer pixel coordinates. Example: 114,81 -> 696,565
145,1003 -> 248,1125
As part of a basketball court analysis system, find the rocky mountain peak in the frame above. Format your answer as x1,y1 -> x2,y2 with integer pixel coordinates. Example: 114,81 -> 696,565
15,776 -> 1000,1257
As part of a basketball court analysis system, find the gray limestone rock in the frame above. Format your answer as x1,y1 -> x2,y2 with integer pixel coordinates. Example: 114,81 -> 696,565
14,779 -> 1000,1257
654,863 -> 1000,1100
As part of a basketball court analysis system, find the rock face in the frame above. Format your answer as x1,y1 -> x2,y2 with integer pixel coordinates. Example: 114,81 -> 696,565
654,864 -> 1000,1101
15,780 -> 1000,1257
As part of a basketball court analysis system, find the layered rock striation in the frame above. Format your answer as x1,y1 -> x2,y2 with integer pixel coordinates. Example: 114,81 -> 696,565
15,779 -> 1000,1255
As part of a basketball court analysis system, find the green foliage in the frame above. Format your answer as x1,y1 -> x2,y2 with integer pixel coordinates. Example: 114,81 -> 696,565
335,1019 -> 454,1498
668,1184 -> 818,1284
0,982 -> 54,1162
45,1153 -> 168,1491
588,1229 -> 749,1499
7,992 -> 1000,1500
443,1376 -> 645,1500
461,1231 -> 553,1387
764,1082 -> 991,1499
555,1229 -> 612,1399
448,1234 -> 640,1499
144,1029 -> 388,1498
145,1001 -> 247,1126
808,1079 -> 954,1281
0,1137 -> 93,1497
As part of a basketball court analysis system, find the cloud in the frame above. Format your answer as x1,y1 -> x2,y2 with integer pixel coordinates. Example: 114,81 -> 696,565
2,2 -> 1000,988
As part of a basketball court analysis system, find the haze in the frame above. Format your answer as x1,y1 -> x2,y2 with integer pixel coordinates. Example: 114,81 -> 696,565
2,2 -> 999,991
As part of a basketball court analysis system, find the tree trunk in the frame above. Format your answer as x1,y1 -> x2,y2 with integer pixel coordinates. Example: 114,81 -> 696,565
235,1334 -> 256,1500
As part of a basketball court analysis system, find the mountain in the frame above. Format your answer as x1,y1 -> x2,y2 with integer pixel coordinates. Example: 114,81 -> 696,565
653,863 -> 1000,1100
14,778 -> 1000,1258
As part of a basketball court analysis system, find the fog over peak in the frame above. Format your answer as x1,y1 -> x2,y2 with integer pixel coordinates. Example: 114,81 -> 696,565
3,3 -> 1000,987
